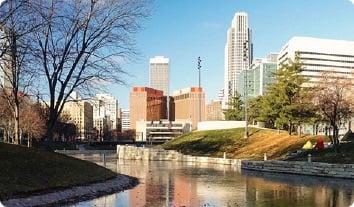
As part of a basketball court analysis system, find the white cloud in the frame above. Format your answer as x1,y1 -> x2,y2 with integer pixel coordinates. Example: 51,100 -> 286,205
349,0 -> 354,5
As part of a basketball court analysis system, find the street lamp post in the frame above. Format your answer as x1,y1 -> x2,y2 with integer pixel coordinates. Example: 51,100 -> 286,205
243,41 -> 249,139
197,57 -> 202,123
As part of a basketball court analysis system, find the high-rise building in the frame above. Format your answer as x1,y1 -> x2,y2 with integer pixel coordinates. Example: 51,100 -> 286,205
63,100 -> 93,140
236,53 -> 278,99
223,12 -> 253,109
218,89 -> 224,102
173,87 -> 205,130
121,109 -> 131,131
278,37 -> 354,85
93,93 -> 119,130
149,56 -> 170,119
149,56 -> 170,96
129,87 -> 167,129
206,100 -> 224,121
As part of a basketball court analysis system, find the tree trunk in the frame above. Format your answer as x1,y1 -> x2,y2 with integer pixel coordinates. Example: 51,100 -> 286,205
45,108 -> 59,143
332,124 -> 340,153
288,122 -> 292,135
298,125 -> 301,138
13,105 -> 20,144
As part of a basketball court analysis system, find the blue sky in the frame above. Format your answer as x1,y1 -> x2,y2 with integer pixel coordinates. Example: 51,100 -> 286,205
109,0 -> 354,108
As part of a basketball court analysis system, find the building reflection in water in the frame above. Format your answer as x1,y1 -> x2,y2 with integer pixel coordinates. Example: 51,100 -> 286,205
244,169 -> 354,207
69,155 -> 354,207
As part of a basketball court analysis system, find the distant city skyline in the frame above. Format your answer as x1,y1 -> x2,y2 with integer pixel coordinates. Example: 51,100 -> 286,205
106,0 -> 354,108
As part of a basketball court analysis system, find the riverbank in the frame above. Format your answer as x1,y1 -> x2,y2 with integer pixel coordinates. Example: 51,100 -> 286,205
162,128 -> 320,160
0,143 -> 138,205
286,142 -> 354,163
2,175 -> 138,207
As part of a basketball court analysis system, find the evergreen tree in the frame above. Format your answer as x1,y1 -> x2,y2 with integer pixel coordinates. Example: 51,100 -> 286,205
224,92 -> 244,121
260,56 -> 315,134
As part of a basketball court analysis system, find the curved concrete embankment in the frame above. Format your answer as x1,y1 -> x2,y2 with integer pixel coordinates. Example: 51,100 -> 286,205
117,145 -> 243,166
2,175 -> 138,207
242,160 -> 354,179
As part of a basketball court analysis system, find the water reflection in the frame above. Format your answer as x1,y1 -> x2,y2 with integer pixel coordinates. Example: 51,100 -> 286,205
69,155 -> 354,207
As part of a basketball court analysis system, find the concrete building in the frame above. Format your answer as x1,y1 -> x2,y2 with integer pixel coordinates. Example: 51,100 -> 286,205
63,101 -> 93,140
173,87 -> 205,130
223,11 -> 253,109
121,109 -> 131,131
129,87 -> 167,130
93,93 -> 119,131
149,56 -> 170,96
135,120 -> 191,142
236,54 -> 277,99
206,100 -> 224,121
149,56 -> 170,119
278,37 -> 354,85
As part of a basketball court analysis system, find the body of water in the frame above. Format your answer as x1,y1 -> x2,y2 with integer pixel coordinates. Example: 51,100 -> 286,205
69,153 -> 354,207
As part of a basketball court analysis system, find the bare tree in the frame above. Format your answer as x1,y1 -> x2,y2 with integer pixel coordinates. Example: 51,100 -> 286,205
0,0 -> 37,144
20,101 -> 46,146
312,73 -> 354,150
30,0 -> 149,142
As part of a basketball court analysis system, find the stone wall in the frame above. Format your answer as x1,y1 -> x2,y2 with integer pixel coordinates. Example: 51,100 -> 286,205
242,160 -> 354,179
117,146 -> 243,166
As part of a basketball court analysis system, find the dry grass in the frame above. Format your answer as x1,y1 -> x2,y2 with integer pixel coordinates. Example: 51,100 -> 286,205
162,128 -> 321,160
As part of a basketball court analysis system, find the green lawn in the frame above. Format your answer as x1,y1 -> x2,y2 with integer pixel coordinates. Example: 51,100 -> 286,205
162,128 -> 321,160
0,143 -> 116,200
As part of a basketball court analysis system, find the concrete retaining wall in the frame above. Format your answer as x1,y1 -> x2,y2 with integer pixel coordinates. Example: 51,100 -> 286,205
117,146 -> 242,166
197,121 -> 246,131
242,160 -> 354,179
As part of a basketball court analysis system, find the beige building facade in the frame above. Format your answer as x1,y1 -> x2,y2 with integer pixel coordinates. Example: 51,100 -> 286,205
63,101 -> 93,140
206,100 -> 224,121
173,87 -> 205,130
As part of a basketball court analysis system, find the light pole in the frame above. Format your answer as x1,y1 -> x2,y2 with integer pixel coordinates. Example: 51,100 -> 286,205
197,57 -> 202,123
243,41 -> 249,139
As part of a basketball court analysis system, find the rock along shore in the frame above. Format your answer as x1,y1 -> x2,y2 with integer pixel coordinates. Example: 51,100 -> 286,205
1,174 -> 139,207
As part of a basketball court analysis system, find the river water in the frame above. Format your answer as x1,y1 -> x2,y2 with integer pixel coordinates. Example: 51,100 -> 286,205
69,153 -> 354,207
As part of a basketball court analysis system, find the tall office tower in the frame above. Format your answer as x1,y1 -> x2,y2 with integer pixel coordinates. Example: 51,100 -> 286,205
223,12 -> 253,109
173,87 -> 205,130
278,37 -> 354,85
149,56 -> 170,119
149,56 -> 170,96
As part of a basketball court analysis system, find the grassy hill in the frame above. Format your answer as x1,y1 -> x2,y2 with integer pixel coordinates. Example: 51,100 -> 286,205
162,128 -> 321,160
0,143 -> 116,200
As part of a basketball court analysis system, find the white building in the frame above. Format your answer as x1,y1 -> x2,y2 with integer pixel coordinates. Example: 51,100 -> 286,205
93,93 -> 119,132
135,120 -> 191,143
121,109 -> 130,131
223,12 -> 253,109
278,37 -> 354,84
149,56 -> 170,96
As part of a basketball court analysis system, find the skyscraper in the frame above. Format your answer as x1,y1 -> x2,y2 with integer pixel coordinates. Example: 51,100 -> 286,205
223,12 -> 253,109
149,56 -> 170,96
